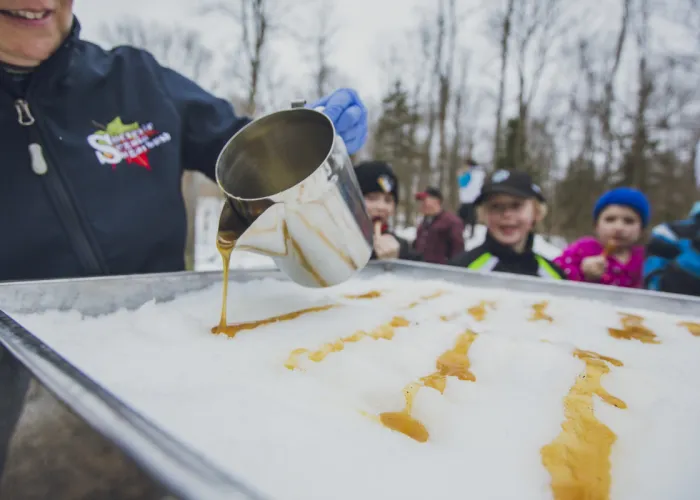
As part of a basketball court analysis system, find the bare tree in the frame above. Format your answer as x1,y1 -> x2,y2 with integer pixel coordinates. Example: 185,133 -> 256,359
508,0 -> 574,174
489,0 -> 516,168
100,18 -> 216,91
417,14 -> 440,192
379,18 -> 438,210
621,0 -> 653,190
201,0 -> 296,115
599,0 -> 632,180
436,0 -> 459,194
304,0 -> 341,99
447,51 -> 473,209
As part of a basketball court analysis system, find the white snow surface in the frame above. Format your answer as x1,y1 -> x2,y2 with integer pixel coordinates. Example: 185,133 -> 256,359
13,275 -> 700,500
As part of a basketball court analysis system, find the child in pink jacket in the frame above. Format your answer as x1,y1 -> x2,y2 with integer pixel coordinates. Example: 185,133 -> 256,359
554,187 -> 649,288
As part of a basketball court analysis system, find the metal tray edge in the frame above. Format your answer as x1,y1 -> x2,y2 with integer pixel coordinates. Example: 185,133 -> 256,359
0,311 -> 268,500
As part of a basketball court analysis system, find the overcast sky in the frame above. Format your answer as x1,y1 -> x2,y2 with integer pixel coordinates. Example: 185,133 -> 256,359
73,0 -> 430,107
72,0 -> 693,165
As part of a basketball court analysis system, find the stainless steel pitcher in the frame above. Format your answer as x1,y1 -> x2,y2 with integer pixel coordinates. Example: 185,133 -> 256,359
214,100 -> 374,288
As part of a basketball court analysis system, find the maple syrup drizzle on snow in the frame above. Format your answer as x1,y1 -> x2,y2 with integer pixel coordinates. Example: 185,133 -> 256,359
405,290 -> 449,309
679,321 -> 700,337
541,349 -> 626,500
213,304 -> 338,338
343,290 -> 383,300
211,238 -> 387,338
378,330 -> 478,443
608,313 -> 660,344
467,301 -> 497,322
284,317 -> 410,369
211,232 -> 338,338
284,289 -> 449,369
529,301 -> 553,323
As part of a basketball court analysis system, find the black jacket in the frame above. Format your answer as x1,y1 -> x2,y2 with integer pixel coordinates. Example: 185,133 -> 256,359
0,19 -> 250,282
448,231 -> 566,280
644,211 -> 700,296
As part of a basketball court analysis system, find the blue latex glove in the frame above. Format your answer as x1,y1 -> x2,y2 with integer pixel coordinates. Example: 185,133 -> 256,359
309,88 -> 368,155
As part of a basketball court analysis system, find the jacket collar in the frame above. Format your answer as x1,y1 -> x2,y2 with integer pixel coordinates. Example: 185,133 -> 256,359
483,230 -> 536,261
0,16 -> 81,97
422,210 -> 444,225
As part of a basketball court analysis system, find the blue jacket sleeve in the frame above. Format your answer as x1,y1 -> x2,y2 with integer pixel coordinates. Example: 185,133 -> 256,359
643,256 -> 666,290
643,223 -> 680,289
151,59 -> 252,181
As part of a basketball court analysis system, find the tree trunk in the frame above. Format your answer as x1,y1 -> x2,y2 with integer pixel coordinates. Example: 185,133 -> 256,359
493,0 -> 516,168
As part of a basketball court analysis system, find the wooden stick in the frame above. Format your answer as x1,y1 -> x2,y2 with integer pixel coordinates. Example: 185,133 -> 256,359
374,221 -> 382,239
602,242 -> 616,257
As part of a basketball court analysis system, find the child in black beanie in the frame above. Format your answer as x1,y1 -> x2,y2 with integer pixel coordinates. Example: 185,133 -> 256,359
354,161 -> 421,261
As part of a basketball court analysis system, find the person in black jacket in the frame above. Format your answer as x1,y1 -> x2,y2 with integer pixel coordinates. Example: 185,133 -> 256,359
0,3 -> 368,283
449,170 -> 566,280
644,202 -> 700,296
0,2 -> 368,487
354,161 -> 421,261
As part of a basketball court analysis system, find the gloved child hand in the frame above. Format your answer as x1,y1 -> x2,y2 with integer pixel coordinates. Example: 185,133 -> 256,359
309,88 -> 368,155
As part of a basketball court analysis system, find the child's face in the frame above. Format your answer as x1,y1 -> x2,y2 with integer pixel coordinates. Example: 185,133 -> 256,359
596,205 -> 642,249
364,192 -> 396,224
482,194 -> 537,248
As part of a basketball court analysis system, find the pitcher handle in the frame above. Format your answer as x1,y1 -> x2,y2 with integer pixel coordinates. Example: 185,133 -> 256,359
290,100 -> 325,113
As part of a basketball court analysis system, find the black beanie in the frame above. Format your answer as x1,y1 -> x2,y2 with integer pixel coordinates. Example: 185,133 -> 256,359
353,161 -> 399,203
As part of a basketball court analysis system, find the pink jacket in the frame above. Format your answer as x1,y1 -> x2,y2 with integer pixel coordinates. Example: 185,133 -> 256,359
554,237 -> 645,288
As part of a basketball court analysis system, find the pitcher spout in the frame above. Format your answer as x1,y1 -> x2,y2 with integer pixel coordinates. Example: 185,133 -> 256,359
216,199 -> 248,249
217,198 -> 286,255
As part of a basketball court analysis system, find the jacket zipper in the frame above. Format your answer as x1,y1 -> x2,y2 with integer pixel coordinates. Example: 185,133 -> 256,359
15,98 -> 108,276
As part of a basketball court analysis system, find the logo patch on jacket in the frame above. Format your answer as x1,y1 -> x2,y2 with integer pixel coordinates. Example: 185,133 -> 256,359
86,117 -> 171,170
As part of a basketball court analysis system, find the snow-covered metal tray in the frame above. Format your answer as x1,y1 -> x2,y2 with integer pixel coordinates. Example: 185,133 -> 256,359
1,261 -> 699,500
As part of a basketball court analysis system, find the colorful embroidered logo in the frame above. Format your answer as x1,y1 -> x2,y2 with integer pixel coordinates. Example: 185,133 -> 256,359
86,117 -> 171,170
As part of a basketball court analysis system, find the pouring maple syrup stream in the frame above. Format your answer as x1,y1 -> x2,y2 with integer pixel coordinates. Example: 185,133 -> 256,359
212,228 -> 337,337
213,230 -> 238,334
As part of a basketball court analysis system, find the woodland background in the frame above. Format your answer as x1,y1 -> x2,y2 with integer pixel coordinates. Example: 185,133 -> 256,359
94,0 -> 700,267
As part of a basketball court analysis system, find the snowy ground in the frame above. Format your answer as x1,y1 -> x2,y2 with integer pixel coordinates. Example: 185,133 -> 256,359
13,274 -> 700,500
194,197 -> 564,271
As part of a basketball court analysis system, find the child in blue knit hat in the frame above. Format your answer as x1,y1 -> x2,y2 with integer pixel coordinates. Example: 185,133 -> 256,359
554,187 -> 650,288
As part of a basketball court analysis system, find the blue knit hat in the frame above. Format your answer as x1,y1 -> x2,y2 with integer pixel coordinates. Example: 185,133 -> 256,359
593,187 -> 651,227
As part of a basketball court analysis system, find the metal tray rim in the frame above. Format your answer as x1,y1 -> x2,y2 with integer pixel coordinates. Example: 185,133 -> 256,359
0,310 -> 268,500
1,261 -> 698,500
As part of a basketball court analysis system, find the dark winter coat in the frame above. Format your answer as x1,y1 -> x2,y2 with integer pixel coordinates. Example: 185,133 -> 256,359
413,210 -> 465,264
449,231 -> 566,280
0,19 -> 250,283
644,210 -> 700,296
